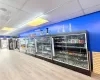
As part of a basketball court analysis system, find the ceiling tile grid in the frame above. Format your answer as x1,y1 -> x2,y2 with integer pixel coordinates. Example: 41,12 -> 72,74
0,0 -> 100,35
79,0 -> 100,9
0,2 -> 19,29
68,10 -> 84,20
0,0 -> 28,9
6,11 -> 31,28
22,0 -> 71,13
45,0 -> 83,23
84,5 -> 100,14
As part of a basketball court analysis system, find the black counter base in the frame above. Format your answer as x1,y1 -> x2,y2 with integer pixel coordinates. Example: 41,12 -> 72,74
53,60 -> 91,76
35,55 -> 53,63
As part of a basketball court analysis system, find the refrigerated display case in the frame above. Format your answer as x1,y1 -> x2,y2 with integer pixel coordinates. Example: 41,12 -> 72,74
26,38 -> 36,55
8,38 -> 14,50
19,38 -> 27,53
36,36 -> 53,59
13,38 -> 20,50
52,31 -> 91,75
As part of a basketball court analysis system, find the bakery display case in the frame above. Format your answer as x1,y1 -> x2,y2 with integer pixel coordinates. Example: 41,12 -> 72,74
36,36 -> 52,59
52,31 -> 91,75
26,38 -> 36,55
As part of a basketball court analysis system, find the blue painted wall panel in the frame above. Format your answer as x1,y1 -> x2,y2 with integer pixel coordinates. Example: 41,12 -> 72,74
0,36 -> 11,38
19,11 -> 100,52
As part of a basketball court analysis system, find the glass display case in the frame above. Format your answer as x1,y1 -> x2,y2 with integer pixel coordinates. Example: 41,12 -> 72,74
53,32 -> 90,70
36,36 -> 52,59
19,31 -> 91,75
26,38 -> 36,55
19,38 -> 27,53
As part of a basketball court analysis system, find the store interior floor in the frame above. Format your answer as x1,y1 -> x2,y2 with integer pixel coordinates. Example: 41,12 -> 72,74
0,49 -> 99,80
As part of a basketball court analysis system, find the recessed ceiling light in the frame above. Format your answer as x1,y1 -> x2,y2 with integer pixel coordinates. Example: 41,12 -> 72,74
1,27 -> 14,31
27,18 -> 48,26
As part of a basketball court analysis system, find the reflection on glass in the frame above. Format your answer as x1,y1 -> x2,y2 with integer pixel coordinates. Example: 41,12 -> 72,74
27,38 -> 36,54
36,36 -> 52,59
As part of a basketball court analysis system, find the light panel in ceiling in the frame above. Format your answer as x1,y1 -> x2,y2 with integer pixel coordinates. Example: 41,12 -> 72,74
1,27 -> 14,31
27,18 -> 48,26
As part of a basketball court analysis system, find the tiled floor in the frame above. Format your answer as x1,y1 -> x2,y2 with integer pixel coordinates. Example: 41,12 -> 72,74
0,49 -> 99,80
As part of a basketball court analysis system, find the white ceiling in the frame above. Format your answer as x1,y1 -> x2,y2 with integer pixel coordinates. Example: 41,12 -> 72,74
0,0 -> 99,35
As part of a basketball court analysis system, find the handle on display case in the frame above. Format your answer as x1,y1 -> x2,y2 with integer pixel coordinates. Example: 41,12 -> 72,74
51,37 -> 55,57
35,39 -> 37,53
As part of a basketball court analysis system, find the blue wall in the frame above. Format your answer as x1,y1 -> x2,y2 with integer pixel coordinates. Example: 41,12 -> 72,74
0,36 -> 11,38
19,11 -> 100,52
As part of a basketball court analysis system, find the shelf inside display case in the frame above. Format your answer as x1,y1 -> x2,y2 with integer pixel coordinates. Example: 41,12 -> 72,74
53,32 -> 89,70
36,36 -> 52,59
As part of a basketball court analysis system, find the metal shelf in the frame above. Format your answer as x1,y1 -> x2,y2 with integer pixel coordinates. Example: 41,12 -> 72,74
55,42 -> 85,44
55,45 -> 86,49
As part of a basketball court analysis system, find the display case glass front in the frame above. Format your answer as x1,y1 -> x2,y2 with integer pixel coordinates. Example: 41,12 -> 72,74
36,36 -> 52,59
19,38 -> 27,53
53,32 -> 89,70
27,38 -> 36,54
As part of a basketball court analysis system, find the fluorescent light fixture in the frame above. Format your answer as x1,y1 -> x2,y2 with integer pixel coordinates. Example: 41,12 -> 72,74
1,27 -> 14,31
4,13 -> 48,35
27,18 -> 48,26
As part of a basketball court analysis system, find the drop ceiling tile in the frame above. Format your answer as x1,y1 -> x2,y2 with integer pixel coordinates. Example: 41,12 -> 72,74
84,4 -> 100,14
0,0 -> 27,9
68,10 -> 84,20
0,19 -> 6,26
79,0 -> 100,9
22,0 -> 71,14
6,10 -> 31,27
0,3 -> 19,28
46,0 -> 82,23
9,26 -> 32,36
0,3 -> 19,18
